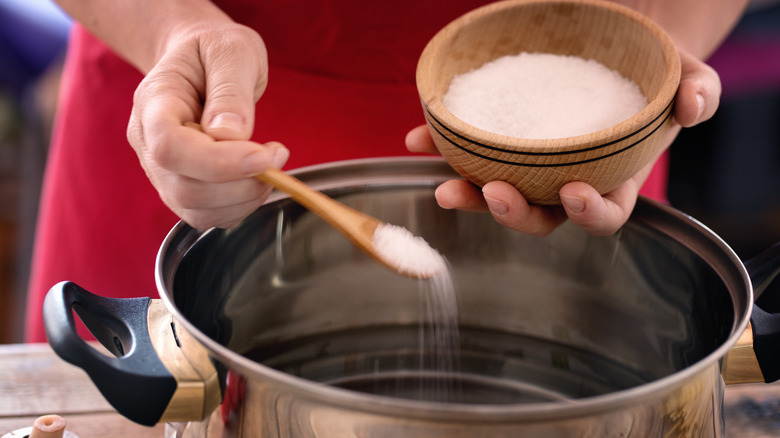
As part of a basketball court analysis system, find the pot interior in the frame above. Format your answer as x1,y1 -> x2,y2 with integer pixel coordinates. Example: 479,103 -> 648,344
163,159 -> 742,406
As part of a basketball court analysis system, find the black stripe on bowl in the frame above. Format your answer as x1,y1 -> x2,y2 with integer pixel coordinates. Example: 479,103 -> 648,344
423,98 -> 674,158
424,102 -> 673,168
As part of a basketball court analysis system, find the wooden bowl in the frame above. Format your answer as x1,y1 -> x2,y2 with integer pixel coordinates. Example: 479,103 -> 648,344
416,0 -> 681,205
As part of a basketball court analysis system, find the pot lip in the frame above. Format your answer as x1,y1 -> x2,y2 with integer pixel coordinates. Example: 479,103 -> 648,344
155,157 -> 753,422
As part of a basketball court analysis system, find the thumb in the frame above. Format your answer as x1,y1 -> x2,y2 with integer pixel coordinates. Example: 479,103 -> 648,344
199,28 -> 269,141
673,49 -> 721,128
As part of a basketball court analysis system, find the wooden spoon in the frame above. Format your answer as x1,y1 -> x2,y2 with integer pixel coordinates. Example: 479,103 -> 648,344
257,168 -> 428,276
183,122 -> 440,278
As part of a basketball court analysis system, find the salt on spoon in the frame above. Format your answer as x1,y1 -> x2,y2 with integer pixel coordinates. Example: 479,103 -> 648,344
371,223 -> 448,278
184,122 -> 445,279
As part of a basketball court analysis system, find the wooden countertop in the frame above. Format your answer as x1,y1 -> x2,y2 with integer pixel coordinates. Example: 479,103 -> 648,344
0,343 -> 165,438
2,343 -> 780,437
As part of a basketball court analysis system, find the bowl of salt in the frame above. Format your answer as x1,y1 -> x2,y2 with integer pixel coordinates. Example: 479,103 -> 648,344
416,0 -> 681,205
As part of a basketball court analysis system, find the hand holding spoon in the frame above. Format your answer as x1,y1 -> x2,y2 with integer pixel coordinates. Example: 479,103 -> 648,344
184,122 -> 444,279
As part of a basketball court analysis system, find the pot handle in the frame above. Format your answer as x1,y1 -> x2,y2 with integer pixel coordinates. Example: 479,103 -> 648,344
747,243 -> 780,382
43,281 -> 221,426
749,242 -> 780,307
722,243 -> 780,384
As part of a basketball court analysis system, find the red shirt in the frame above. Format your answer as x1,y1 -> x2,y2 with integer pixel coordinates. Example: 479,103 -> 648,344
25,1 -> 668,342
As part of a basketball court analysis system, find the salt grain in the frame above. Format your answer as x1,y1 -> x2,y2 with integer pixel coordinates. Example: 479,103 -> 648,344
443,52 -> 648,139
372,224 -> 447,278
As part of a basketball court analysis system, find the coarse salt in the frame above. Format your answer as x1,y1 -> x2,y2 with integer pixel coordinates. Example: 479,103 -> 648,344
443,52 -> 648,139
372,223 -> 447,278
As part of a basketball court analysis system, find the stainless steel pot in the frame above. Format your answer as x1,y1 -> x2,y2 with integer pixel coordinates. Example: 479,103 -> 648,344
43,158 -> 780,437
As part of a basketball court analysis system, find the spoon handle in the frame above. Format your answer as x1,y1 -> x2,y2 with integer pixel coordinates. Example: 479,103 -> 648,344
254,169 -> 382,253
182,121 -> 393,273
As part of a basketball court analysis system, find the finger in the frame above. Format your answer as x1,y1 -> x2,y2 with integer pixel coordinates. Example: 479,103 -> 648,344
481,181 -> 567,236
159,172 -> 272,212
179,195 -> 270,230
139,136 -> 286,231
200,26 -> 269,141
559,181 -> 637,236
434,179 -> 488,211
558,153 -> 657,236
144,115 -> 289,183
673,49 -> 722,128
405,124 -> 440,155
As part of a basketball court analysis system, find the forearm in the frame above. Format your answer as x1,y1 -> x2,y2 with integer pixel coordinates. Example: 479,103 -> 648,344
53,0 -> 235,73
615,0 -> 750,59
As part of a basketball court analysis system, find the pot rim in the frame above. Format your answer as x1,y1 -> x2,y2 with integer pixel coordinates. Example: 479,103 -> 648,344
155,157 -> 753,423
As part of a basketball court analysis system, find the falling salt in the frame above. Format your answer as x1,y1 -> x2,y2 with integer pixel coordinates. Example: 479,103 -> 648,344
443,52 -> 648,139
372,223 -> 461,401
372,224 -> 447,278
417,257 -> 460,401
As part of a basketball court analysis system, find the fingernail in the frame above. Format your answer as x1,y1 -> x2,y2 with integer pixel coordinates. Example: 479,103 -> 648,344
271,146 -> 289,169
210,112 -> 245,131
561,194 -> 585,213
484,195 -> 508,216
241,151 -> 267,176
695,93 -> 705,122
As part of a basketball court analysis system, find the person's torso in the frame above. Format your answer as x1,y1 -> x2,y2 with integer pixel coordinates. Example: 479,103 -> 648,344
216,0 -> 489,84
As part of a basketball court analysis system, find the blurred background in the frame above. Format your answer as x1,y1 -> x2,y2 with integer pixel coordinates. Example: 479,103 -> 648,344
1,0 -> 71,343
668,1 -> 780,261
0,0 -> 778,344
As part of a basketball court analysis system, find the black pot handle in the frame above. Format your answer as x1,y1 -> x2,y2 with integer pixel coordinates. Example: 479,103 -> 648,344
745,243 -> 780,383
750,242 -> 780,308
43,281 -> 177,426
